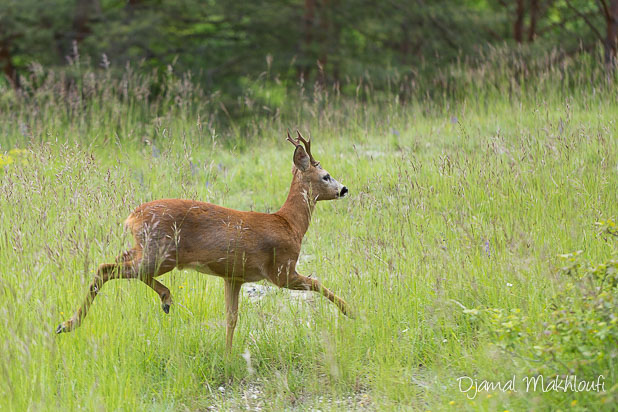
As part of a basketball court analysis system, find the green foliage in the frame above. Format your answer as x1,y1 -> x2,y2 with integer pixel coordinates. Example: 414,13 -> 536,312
543,228 -> 618,374
0,0 -> 611,93
469,222 -> 618,407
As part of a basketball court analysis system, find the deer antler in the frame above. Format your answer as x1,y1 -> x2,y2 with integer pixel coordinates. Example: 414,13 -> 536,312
296,130 -> 319,167
286,129 -> 299,146
286,129 -> 320,167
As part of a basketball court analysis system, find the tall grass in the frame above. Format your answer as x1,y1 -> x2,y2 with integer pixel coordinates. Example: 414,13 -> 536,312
0,48 -> 617,410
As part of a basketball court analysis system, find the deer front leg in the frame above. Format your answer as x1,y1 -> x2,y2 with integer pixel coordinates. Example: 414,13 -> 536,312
224,279 -> 242,350
143,277 -> 173,314
283,272 -> 352,317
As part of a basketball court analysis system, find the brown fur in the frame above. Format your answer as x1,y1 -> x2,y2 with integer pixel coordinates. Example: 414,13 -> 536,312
57,132 -> 351,349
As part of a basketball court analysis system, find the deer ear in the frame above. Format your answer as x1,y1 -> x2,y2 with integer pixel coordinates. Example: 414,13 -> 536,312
293,145 -> 310,172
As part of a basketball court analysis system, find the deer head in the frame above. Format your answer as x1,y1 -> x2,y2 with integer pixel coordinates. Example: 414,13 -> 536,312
287,130 -> 348,201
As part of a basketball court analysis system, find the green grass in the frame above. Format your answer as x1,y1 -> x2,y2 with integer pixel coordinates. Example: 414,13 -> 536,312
1,57 -> 617,410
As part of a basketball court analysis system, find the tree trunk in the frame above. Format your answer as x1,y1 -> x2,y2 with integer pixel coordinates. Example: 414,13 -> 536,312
73,0 -> 101,43
0,39 -> 18,88
528,0 -> 538,42
317,0 -> 330,85
332,3 -> 341,83
299,0 -> 316,80
514,0 -> 525,43
606,0 -> 618,66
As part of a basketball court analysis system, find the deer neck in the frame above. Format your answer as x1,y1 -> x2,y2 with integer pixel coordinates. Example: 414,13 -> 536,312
276,174 -> 316,240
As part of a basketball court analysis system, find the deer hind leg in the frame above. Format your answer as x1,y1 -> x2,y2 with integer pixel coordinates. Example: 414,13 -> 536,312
56,255 -> 140,334
282,272 -> 353,318
224,279 -> 242,350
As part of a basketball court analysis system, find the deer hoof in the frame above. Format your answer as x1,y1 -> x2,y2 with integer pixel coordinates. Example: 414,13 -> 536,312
56,320 -> 76,333
162,303 -> 170,314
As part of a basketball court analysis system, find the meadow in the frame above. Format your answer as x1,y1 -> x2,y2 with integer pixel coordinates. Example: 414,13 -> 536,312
1,54 -> 617,410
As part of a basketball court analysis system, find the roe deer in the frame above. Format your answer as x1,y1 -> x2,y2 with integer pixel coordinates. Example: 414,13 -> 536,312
57,131 -> 351,349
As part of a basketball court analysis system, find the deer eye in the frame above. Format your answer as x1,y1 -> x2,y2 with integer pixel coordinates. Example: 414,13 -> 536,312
322,174 -> 330,181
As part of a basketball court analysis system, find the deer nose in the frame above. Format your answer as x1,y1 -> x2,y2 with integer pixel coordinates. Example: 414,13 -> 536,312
339,186 -> 348,197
